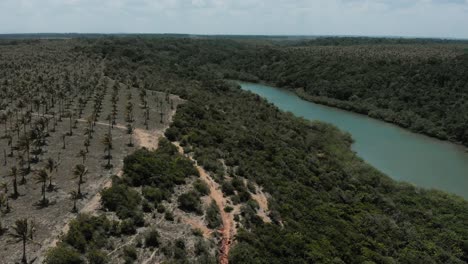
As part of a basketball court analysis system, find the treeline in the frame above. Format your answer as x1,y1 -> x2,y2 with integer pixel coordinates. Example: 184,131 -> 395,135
291,37 -> 468,46
86,37 -> 468,146
91,38 -> 468,263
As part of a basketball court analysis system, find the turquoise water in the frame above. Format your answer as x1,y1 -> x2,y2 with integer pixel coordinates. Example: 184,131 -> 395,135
240,82 -> 468,199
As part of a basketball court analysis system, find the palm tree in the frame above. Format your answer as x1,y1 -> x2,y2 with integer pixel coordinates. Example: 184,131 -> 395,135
45,157 -> 56,191
69,190 -> 79,213
62,133 -> 66,149
102,133 -> 112,168
125,101 -> 133,122
72,164 -> 87,197
10,218 -> 31,264
77,149 -> 87,164
126,123 -> 134,147
83,137 -> 90,153
10,166 -> 19,198
0,112 -> 8,136
34,169 -> 48,205
17,135 -> 31,171
0,182 -> 10,213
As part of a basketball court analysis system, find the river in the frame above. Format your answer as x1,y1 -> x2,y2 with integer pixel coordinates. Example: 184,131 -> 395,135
239,82 -> 468,200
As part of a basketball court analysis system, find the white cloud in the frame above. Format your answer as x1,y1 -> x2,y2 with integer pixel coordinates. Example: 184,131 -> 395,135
0,0 -> 467,38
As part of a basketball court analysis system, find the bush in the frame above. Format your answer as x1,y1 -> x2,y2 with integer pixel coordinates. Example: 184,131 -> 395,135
221,181 -> 235,196
142,186 -> 166,203
231,177 -> 246,192
192,228 -> 204,237
145,229 -> 160,248
45,244 -> 84,264
142,200 -> 153,213
123,245 -> 137,264
157,204 -> 166,213
206,201 -> 222,229
63,214 -> 113,253
87,249 -> 108,264
123,140 -> 198,189
173,239 -> 187,260
100,182 -> 141,220
178,191 -> 202,214
194,179 -> 210,196
165,211 -> 174,221
120,219 -> 137,235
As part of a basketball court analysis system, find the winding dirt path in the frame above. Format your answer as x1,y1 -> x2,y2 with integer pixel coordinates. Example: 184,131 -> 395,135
173,143 -> 235,264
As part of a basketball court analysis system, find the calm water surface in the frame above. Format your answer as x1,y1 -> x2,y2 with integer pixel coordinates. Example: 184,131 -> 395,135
240,82 -> 468,200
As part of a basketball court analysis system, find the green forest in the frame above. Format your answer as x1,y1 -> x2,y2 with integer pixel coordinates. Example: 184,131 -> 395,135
91,37 -> 468,146
0,36 -> 466,263
84,37 -> 468,263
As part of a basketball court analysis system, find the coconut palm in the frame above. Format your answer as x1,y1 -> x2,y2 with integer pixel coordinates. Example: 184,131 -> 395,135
45,157 -> 56,191
34,169 -> 49,205
77,149 -> 87,164
17,135 -> 31,171
69,190 -> 79,213
0,182 -> 10,213
9,166 -> 19,198
72,164 -> 88,197
83,137 -> 90,153
102,133 -> 112,168
10,218 -> 31,264
126,123 -> 134,147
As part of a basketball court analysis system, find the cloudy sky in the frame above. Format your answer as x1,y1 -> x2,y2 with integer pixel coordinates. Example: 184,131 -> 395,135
1,0 -> 467,38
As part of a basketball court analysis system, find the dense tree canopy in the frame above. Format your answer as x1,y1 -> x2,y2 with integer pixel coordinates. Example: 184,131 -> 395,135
87,37 -> 468,263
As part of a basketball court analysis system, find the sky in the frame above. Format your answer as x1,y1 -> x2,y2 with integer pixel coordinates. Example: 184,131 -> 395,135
0,0 -> 468,38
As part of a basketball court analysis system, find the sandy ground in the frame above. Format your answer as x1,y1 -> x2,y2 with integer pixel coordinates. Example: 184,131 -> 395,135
251,187 -> 272,223
34,121 -> 167,263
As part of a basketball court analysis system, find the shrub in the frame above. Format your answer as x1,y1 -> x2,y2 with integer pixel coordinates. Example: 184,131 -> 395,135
142,200 -> 153,213
157,204 -> 166,213
192,228 -> 204,237
193,179 -> 210,196
87,249 -> 108,264
145,229 -> 160,248
120,219 -> 136,235
123,245 -> 138,264
178,191 -> 202,214
173,239 -> 187,260
45,244 -> 84,264
100,182 -> 141,220
206,200 -> 222,229
123,140 -> 198,189
231,177 -> 246,192
63,214 -> 113,253
142,186 -> 166,203
221,181 -> 235,196
165,211 -> 174,221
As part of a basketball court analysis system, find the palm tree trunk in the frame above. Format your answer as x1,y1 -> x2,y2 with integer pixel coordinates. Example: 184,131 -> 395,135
13,177 -> 18,197
42,182 -> 46,203
22,239 -> 27,264
73,199 -> 77,212
107,148 -> 111,167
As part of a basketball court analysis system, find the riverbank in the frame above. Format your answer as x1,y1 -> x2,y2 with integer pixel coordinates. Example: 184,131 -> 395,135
239,81 -> 468,199
232,79 -> 468,150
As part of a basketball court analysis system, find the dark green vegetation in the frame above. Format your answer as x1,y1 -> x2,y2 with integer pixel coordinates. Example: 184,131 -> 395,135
45,214 -> 113,264
97,37 -> 468,146
0,37 -> 466,263
228,44 -> 468,145
91,37 -> 468,263
46,138 -> 210,263
122,139 -> 198,188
